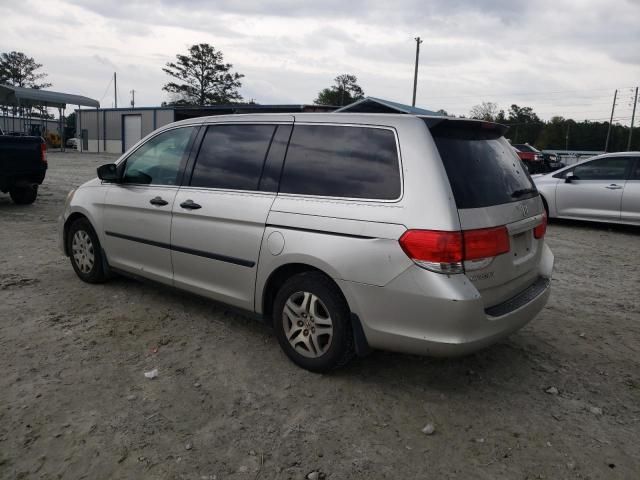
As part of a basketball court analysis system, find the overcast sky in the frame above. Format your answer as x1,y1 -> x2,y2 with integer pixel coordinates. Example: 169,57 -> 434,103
2,0 -> 639,122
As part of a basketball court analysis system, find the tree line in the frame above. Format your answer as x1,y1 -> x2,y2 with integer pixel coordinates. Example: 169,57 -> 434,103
2,46 -> 637,151
467,101 -> 638,152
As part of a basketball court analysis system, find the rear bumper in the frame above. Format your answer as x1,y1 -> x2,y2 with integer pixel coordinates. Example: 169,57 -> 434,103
338,244 -> 554,357
0,170 -> 46,192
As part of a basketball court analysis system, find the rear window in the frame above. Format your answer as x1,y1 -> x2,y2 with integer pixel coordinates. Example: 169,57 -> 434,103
513,144 -> 537,153
279,125 -> 401,200
430,123 -> 536,209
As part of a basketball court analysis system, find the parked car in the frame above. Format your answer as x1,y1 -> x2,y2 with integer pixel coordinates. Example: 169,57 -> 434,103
66,138 -> 79,149
534,152 -> 640,225
0,128 -> 47,204
59,113 -> 554,372
512,143 -> 564,173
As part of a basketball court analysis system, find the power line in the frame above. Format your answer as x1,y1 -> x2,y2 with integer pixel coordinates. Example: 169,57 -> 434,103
98,76 -> 114,104
420,86 -> 635,100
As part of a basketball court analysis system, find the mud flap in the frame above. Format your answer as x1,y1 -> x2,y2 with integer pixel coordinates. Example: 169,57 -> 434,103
351,313 -> 373,357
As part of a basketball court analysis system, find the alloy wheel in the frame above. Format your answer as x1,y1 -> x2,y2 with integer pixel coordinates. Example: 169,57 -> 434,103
72,230 -> 95,274
282,291 -> 333,358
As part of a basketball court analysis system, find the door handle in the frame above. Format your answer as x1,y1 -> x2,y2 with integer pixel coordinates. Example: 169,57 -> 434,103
149,196 -> 169,206
605,184 -> 623,190
180,199 -> 202,210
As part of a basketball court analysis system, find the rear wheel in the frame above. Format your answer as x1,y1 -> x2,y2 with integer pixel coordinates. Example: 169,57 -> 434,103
67,218 -> 109,283
273,271 -> 355,372
9,185 -> 38,205
540,195 -> 550,218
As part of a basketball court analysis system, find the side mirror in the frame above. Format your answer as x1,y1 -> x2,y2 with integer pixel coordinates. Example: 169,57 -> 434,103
565,174 -> 577,184
97,163 -> 119,182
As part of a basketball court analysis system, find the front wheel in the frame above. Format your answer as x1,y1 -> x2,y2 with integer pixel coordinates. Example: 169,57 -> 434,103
9,185 -> 38,204
273,272 -> 355,372
67,218 -> 109,283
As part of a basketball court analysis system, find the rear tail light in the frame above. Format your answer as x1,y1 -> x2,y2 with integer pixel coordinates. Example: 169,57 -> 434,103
40,142 -> 47,166
399,226 -> 510,274
534,212 -> 547,239
463,226 -> 510,260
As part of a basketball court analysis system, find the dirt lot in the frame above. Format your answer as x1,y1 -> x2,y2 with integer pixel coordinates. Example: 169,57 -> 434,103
1,151 -> 639,480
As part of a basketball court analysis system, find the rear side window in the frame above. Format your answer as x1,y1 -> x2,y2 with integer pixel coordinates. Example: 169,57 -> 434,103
279,125 -> 401,200
573,157 -> 629,180
631,158 -> 640,180
430,123 -> 536,209
190,124 -> 276,190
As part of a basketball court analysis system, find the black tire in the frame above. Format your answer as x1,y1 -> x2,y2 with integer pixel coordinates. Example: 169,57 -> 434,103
540,195 -> 550,218
67,217 -> 109,283
273,271 -> 355,372
9,185 -> 38,205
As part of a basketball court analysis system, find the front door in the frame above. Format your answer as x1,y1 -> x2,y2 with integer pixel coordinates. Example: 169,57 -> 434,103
171,122 -> 292,310
555,156 -> 630,221
103,126 -> 197,284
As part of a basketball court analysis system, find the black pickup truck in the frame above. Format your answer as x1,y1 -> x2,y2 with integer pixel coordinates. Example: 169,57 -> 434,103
0,128 -> 47,204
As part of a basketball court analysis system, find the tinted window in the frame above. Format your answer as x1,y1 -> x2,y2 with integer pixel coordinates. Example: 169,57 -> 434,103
279,125 -> 401,199
122,127 -> 195,185
258,125 -> 292,192
573,157 -> 629,180
190,124 -> 276,190
431,123 -> 536,209
630,159 -> 640,180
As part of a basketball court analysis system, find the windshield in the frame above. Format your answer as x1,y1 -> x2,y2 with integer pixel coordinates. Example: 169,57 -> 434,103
430,123 -> 537,209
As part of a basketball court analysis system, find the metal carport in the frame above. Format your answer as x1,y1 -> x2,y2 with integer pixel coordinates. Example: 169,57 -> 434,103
335,96 -> 442,115
0,84 -> 99,151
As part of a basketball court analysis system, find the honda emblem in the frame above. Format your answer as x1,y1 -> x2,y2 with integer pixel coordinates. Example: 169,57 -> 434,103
519,204 -> 529,216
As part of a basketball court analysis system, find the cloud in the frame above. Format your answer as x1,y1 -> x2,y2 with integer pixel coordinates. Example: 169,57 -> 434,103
1,0 -> 638,122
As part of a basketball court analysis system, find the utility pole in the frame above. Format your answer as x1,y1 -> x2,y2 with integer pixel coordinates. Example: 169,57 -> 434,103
114,72 -> 117,108
604,89 -> 617,152
627,87 -> 638,151
565,123 -> 570,150
412,37 -> 423,107
130,89 -> 136,108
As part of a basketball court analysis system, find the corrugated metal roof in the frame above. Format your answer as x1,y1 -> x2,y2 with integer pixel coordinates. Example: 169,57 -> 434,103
335,96 -> 442,115
0,84 -> 99,108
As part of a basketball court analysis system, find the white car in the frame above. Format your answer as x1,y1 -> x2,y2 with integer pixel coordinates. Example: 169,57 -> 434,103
534,152 -> 640,225
66,138 -> 79,149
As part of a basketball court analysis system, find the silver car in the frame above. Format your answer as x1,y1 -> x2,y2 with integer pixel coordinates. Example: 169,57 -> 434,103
534,152 -> 640,225
59,113 -> 554,372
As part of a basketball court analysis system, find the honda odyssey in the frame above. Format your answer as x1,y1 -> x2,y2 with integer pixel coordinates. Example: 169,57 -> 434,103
59,113 -> 554,372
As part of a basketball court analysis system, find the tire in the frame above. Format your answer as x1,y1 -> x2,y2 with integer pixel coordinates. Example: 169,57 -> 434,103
273,271 -> 355,372
9,185 -> 38,205
67,217 -> 109,283
540,195 -> 550,219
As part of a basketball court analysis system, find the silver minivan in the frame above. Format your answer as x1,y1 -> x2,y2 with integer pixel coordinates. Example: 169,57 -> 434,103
59,113 -> 554,372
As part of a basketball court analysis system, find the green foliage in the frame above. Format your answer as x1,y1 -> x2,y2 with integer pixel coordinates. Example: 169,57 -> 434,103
162,44 -> 244,105
314,74 -> 364,106
494,104 -> 639,151
467,101 -> 638,151
504,104 -> 544,145
0,51 -> 51,89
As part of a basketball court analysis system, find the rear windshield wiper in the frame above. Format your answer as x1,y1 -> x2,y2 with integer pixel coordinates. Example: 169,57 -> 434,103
511,188 -> 538,198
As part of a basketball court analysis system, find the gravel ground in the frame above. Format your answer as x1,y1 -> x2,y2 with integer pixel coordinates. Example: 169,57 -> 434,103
1,151 -> 639,480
